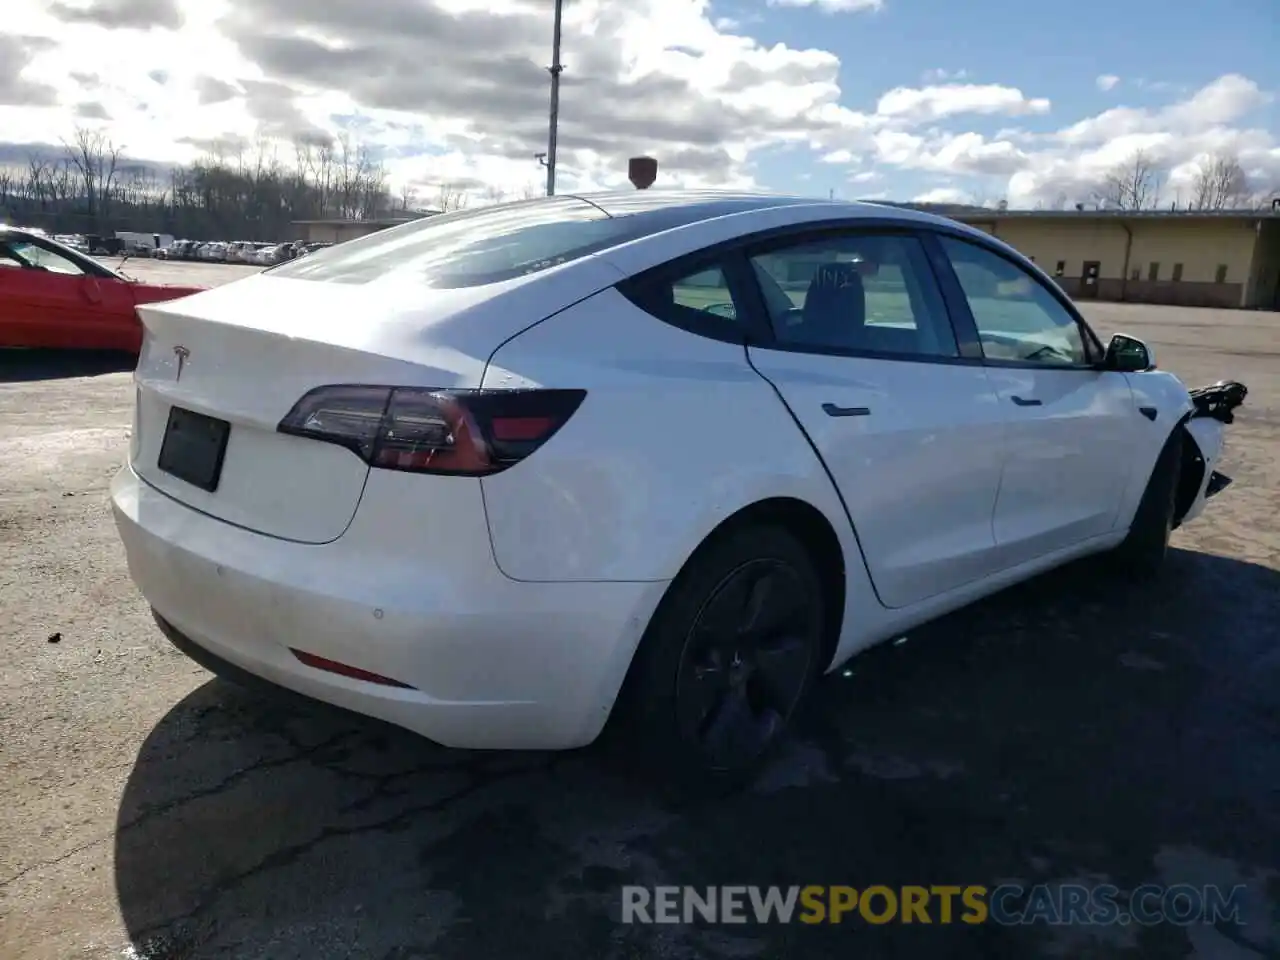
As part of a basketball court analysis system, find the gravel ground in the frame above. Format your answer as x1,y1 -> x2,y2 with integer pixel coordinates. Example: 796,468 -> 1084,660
103,257 -> 263,288
1,265 -> 1278,959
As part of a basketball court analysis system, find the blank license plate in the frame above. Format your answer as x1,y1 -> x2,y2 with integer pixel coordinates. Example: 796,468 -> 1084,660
158,407 -> 231,492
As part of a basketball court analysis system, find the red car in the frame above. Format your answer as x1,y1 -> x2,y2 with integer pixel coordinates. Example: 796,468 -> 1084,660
0,226 -> 205,353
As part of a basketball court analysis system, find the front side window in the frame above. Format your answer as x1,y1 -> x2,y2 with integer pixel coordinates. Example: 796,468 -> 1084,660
940,236 -> 1087,366
1,239 -> 85,275
747,233 -> 958,358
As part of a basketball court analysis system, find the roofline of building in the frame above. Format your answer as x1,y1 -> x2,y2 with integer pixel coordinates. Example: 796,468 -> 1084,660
949,208 -> 1280,222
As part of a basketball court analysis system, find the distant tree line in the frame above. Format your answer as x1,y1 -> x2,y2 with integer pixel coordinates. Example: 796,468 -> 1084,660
0,126 -> 537,243
1086,149 -> 1275,212
953,150 -> 1275,214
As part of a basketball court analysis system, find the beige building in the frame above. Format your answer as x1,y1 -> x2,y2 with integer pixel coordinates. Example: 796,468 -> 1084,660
954,208 -> 1280,310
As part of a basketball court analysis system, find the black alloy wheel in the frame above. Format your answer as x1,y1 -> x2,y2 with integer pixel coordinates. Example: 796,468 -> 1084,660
675,558 -> 820,771
615,523 -> 827,787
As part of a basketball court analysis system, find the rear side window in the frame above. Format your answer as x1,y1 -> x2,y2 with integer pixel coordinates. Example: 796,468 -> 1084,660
619,260 -> 747,341
267,197 -> 702,288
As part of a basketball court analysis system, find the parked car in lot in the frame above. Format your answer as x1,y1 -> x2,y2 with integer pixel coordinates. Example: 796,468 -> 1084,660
110,191 -> 1245,783
250,243 -> 294,266
199,242 -> 228,263
224,241 -> 262,264
0,226 -> 207,352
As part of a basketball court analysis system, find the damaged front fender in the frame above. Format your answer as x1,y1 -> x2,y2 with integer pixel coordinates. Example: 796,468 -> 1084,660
1175,380 -> 1247,526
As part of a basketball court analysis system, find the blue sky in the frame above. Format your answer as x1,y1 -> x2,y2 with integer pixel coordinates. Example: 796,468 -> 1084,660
2,0 -> 1277,207
722,0 -> 1280,202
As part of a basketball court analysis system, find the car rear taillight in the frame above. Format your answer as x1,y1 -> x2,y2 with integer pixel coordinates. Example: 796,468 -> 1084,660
277,385 -> 585,476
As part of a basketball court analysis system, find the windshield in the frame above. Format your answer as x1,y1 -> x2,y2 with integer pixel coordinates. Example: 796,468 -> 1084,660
266,196 -> 701,288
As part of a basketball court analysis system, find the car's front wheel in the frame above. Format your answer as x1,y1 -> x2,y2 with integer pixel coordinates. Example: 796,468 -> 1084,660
618,523 -> 827,788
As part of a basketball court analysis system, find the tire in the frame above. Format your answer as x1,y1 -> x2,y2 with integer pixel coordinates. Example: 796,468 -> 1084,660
614,523 -> 828,791
1112,428 -> 1183,577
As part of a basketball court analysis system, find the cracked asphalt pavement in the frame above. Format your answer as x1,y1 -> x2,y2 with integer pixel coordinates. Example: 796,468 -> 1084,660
1,263 -> 1278,958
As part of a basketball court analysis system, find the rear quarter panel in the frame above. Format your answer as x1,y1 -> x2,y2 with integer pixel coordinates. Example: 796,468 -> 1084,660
478,286 -> 863,585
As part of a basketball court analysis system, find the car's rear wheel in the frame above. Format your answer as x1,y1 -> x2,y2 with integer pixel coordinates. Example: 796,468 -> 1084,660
1111,428 -> 1183,577
618,524 -> 826,789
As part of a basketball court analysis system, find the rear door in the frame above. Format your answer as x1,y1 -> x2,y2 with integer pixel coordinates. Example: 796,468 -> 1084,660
741,228 -> 1008,609
930,234 -> 1138,566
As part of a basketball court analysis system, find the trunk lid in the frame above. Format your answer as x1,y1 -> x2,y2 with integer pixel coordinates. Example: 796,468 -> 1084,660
129,262 -> 622,543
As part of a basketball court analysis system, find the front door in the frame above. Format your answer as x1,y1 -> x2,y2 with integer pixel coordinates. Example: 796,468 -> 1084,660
742,230 -> 1007,609
1078,260 -> 1101,299
935,237 -> 1138,567
0,240 -> 89,348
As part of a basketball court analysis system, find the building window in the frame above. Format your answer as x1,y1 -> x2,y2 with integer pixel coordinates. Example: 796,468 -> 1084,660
1148,262 -> 1160,281
1215,264 -> 1229,284
1055,260 -> 1066,276
1130,268 -> 1140,281
1172,263 -> 1184,282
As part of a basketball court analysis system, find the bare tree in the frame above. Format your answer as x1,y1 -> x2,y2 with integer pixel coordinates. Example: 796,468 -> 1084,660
9,127 -> 396,240
481,185 -> 508,206
434,183 -> 468,212
1191,151 -> 1250,210
1095,149 -> 1163,210
61,126 -> 124,222
25,156 -> 51,205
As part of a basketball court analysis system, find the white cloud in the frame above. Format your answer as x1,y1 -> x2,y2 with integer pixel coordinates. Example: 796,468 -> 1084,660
1095,74 -> 1120,92
869,129 -> 1029,177
875,83 -> 1051,123
1007,76 -> 1278,206
1058,74 -> 1269,147
766,0 -> 883,11
0,3 -> 1275,212
0,0 -> 881,194
820,148 -> 856,164
912,186 -> 971,204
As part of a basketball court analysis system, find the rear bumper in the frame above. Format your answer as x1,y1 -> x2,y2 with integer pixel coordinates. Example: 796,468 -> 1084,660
110,463 -> 668,750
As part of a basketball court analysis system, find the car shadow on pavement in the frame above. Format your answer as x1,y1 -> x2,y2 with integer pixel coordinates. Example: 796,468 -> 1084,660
0,348 -> 136,383
113,547 -> 1280,960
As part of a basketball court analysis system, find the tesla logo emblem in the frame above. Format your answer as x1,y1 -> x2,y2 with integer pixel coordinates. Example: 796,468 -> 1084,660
173,345 -> 190,381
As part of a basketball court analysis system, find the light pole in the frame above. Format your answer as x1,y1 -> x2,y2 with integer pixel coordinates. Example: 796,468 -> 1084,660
544,0 -> 564,196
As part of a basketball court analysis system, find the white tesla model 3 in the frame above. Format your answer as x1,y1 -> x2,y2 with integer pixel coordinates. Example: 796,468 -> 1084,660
111,190 -> 1243,781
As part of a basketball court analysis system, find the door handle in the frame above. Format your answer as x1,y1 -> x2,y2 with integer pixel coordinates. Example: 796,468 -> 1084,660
822,403 -> 871,417
1010,395 -> 1042,407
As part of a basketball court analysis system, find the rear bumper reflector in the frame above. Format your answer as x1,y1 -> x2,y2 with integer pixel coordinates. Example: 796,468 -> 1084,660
289,648 -> 417,689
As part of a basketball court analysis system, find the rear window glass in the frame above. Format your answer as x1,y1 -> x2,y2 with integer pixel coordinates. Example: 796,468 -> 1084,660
267,197 -> 691,288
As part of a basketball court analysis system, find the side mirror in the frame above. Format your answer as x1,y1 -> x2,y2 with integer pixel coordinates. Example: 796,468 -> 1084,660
1104,333 -> 1154,372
